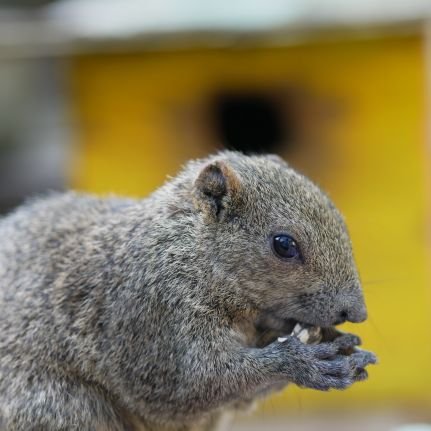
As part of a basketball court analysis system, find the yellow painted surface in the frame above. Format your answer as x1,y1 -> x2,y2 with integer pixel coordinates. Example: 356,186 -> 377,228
69,35 -> 431,410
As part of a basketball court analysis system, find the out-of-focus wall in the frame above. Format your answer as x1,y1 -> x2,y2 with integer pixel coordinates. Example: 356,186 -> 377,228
69,34 -> 431,412
0,58 -> 70,212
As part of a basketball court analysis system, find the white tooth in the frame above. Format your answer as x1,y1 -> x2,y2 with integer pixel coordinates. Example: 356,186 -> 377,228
293,323 -> 303,334
277,337 -> 288,343
298,330 -> 310,343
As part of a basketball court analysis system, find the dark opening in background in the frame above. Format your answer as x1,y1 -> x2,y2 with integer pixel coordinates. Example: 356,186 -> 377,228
212,92 -> 288,154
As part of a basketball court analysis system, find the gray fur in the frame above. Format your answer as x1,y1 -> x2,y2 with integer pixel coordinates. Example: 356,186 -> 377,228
0,152 -> 376,430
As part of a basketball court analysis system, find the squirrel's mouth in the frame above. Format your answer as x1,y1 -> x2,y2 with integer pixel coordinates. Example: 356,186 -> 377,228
255,315 -> 315,335
254,315 -> 339,348
277,318 -> 301,334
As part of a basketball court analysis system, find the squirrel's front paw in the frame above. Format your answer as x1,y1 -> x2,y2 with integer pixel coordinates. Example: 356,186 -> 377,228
268,336 -> 377,391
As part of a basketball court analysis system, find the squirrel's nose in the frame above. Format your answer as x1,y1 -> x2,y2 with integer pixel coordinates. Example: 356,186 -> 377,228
335,309 -> 349,325
333,304 -> 367,325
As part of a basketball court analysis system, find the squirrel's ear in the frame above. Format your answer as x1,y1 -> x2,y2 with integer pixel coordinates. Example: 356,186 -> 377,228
193,161 -> 241,221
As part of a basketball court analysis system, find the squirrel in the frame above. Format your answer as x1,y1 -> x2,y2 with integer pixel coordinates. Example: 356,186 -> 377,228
0,151 -> 376,431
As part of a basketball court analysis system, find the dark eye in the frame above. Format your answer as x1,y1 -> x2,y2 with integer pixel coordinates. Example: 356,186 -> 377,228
272,234 -> 301,260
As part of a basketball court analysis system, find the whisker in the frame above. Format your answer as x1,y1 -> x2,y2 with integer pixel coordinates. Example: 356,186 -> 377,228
362,278 -> 396,286
269,397 -> 276,417
366,312 -> 392,353
362,275 -> 414,287
362,277 -> 407,292
295,389 -> 303,414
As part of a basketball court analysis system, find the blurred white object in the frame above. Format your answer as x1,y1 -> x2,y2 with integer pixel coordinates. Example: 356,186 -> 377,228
392,426 -> 431,431
47,0 -> 431,38
2,0 -> 431,56
0,59 -> 70,211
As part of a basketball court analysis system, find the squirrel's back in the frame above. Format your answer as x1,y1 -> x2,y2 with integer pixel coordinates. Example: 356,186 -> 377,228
0,192 -> 134,300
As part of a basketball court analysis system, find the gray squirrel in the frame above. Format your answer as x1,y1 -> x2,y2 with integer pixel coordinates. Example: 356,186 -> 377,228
0,151 -> 376,431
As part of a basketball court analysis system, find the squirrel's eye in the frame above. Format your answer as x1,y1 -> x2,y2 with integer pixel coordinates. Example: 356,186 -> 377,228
272,234 -> 301,260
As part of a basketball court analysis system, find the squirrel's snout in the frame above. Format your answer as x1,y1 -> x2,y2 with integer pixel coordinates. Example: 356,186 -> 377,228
346,304 -> 368,323
334,303 -> 367,325
333,283 -> 368,325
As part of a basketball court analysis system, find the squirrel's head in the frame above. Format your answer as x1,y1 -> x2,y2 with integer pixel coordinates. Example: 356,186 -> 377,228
189,151 -> 367,330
